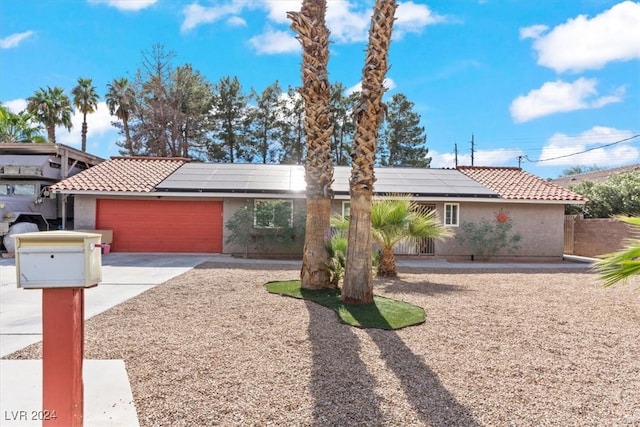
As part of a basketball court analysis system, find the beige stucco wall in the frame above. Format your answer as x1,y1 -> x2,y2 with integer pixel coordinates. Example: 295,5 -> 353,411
72,195 -> 98,230
435,202 -> 565,260
72,195 -> 566,259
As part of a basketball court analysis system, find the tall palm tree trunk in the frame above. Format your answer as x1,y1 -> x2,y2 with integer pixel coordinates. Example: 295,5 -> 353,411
288,0 -> 334,290
47,125 -> 56,144
81,113 -> 88,152
342,0 -> 397,304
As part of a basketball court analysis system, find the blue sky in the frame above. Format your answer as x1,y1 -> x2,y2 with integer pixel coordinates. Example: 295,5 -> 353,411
1,0 -> 639,179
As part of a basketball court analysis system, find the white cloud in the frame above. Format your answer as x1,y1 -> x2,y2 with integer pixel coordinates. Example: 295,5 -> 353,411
57,102 -> 118,150
181,3 -> 242,32
523,1 -> 640,73
181,0 -> 447,54
0,31 -> 35,49
538,126 -> 638,166
88,0 -> 157,12
430,148 -> 524,169
519,24 -> 548,40
259,0 -> 302,24
395,1 -> 447,38
3,99 -> 28,113
510,78 -> 624,123
346,78 -> 396,95
248,29 -> 300,55
227,16 -> 247,27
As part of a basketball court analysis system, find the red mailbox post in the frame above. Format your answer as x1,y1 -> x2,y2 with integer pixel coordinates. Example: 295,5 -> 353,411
15,231 -> 102,427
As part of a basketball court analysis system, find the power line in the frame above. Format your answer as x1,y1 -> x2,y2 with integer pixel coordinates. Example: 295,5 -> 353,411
523,134 -> 640,163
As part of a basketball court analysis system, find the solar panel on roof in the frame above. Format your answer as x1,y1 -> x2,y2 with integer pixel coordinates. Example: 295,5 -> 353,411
156,164 -> 498,197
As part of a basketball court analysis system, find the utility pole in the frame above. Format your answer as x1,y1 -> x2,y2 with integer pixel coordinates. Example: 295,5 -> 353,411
454,143 -> 458,167
470,133 -> 475,166
517,155 -> 523,168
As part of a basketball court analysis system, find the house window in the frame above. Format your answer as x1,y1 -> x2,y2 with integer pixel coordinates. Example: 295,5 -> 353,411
254,199 -> 293,228
342,201 -> 351,219
444,203 -> 459,226
0,183 -> 36,196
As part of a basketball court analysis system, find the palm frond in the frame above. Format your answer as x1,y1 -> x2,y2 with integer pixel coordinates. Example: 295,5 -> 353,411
594,216 -> 640,288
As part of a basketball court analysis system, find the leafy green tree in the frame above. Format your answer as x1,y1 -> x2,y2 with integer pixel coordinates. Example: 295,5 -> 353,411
26,86 -> 73,144
209,76 -> 251,163
329,83 -> 358,166
0,104 -> 46,143
594,216 -> 640,288
106,77 -> 136,155
72,77 -> 99,152
569,171 -> 640,218
559,165 -> 601,177
378,93 -> 430,167
170,64 -> 215,158
279,86 -> 306,165
225,202 -> 305,255
247,82 -> 284,163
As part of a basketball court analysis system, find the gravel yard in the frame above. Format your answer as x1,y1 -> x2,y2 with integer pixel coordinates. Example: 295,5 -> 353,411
7,262 -> 640,426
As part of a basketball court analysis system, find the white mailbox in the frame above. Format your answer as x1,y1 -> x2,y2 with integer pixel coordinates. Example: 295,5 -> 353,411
15,231 -> 102,289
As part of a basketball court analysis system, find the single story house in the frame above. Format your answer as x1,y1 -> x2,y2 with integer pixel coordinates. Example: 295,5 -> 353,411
49,157 -> 586,261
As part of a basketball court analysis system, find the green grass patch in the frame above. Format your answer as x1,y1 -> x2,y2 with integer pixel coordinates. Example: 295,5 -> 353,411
265,280 -> 425,330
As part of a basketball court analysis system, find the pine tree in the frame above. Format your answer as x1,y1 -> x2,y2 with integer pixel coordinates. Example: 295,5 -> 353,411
378,93 -> 430,168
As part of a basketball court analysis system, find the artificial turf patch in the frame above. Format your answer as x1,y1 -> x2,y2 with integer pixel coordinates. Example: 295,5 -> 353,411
265,280 -> 425,330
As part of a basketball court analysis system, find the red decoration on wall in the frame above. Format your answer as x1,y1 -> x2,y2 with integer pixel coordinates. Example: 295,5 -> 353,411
496,212 -> 509,223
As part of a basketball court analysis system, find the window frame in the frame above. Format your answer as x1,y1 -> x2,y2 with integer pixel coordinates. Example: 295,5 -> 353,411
253,199 -> 294,229
444,203 -> 459,227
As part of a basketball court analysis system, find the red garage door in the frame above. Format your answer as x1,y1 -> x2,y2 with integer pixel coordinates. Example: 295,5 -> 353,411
96,199 -> 223,253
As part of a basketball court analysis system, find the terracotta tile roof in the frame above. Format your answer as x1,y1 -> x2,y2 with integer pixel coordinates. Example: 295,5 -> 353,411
50,157 -> 188,193
457,166 -> 587,202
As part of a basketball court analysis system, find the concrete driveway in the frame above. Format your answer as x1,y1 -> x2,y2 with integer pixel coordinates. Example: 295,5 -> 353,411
0,252 -> 221,357
1,252 -> 222,427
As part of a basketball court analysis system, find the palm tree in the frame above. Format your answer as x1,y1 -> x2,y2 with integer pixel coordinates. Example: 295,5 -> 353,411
371,198 -> 450,276
106,77 -> 135,155
72,77 -> 99,152
0,104 -> 46,143
26,86 -> 73,144
288,0 -> 335,290
342,0 -> 397,304
594,216 -> 640,288
332,197 -> 451,277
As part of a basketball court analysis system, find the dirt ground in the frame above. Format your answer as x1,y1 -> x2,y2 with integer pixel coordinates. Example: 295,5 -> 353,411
8,263 -> 640,426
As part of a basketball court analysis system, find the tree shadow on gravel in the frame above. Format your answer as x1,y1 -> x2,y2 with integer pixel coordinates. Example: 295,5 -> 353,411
377,279 -> 471,296
306,300 -> 479,426
367,328 -> 480,426
306,301 -> 384,426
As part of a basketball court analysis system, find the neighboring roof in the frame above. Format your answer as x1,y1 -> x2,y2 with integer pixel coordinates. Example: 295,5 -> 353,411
0,142 -> 104,178
50,157 -> 188,193
156,164 -> 498,198
457,166 -> 587,202
550,164 -> 640,188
